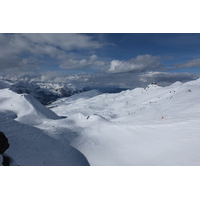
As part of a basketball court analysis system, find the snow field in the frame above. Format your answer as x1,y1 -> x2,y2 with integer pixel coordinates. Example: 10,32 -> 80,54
51,78 -> 200,165
0,78 -> 200,165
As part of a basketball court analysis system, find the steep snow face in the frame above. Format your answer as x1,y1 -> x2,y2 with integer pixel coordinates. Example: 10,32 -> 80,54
0,89 -> 60,125
50,78 -> 200,165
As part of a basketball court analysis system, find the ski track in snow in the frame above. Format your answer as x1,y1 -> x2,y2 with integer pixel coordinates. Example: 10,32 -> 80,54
1,79 -> 200,165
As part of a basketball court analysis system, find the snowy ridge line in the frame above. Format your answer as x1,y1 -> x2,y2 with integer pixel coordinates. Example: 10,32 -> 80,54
0,89 -> 60,125
51,78 -> 200,124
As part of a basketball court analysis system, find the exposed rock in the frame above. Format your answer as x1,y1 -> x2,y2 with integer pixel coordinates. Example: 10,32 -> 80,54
0,131 -> 10,154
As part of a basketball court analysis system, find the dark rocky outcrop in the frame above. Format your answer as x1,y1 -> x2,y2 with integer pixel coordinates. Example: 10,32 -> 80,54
0,131 -> 10,154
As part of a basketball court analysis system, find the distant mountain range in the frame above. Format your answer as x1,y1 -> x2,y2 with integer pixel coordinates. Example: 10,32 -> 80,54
0,78 -> 84,105
0,78 -> 129,105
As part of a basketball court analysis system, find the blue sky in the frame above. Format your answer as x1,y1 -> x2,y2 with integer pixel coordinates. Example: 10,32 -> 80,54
93,33 -> 200,69
0,33 -> 200,88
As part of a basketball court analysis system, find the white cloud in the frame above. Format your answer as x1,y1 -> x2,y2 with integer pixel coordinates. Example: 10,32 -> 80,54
108,54 -> 163,73
21,33 -> 102,51
59,55 -> 105,69
0,33 -> 103,71
139,71 -> 199,84
175,58 -> 200,68
2,69 -> 199,90
90,54 -> 98,61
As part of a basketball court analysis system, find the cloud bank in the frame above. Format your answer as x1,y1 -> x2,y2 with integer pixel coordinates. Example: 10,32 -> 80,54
1,33 -> 200,90
139,71 -> 199,84
2,70 -> 198,90
175,58 -> 200,68
60,55 -> 105,69
0,33 -> 103,71
108,55 -> 164,73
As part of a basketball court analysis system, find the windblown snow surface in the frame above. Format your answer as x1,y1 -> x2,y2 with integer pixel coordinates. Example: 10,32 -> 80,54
1,78 -> 200,165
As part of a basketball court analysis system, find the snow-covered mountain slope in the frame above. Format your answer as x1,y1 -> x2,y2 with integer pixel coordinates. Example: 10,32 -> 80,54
1,78 -> 200,166
0,89 -> 89,166
50,79 -> 200,124
0,89 -> 60,125
49,78 -> 200,165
